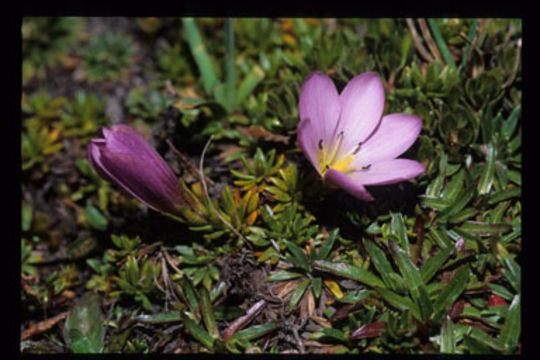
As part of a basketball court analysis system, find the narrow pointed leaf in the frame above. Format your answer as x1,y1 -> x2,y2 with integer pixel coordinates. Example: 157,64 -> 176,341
498,294 -> 520,353
313,260 -> 385,288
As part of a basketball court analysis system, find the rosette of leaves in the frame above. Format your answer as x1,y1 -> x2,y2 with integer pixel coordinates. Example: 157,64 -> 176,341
21,125 -> 62,172
60,91 -> 108,140
155,40 -> 196,85
111,254 -> 162,311
22,17 -> 82,85
266,229 -> 346,312
22,90 -> 67,129
174,180 -> 259,242
231,148 -> 284,190
398,60 -> 461,106
80,30 -> 136,83
246,204 -> 318,261
126,86 -> 173,122
86,235 -> 144,294
175,244 -> 220,291
21,91 -> 66,171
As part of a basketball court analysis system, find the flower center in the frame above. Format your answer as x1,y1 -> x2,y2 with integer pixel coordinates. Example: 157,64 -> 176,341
317,132 -> 356,176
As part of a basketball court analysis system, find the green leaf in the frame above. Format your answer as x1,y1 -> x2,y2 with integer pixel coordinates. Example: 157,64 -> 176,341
315,228 -> 338,261
389,242 -> 432,322
374,287 -> 420,320
364,239 -> 401,290
442,169 -> 465,201
182,313 -> 215,351
428,19 -> 457,68
135,311 -> 181,324
312,277 -> 322,298
420,245 -> 454,283
63,293 -> 104,353
456,221 -> 512,236
502,105 -> 521,141
283,240 -> 310,272
438,187 -> 476,221
440,316 -> 456,353
478,143 -> 497,195
289,278 -> 310,311
498,294 -> 521,353
309,327 -> 348,343
390,213 -> 409,254
235,65 -> 265,107
85,202 -> 108,231
433,266 -> 469,321
182,18 -> 220,95
224,18 -> 236,113
487,187 -> 521,205
227,322 -> 279,342
465,327 -> 505,353
22,202 -> 33,231
200,288 -> 219,339
313,260 -> 385,288
266,270 -> 303,282
182,277 -> 199,313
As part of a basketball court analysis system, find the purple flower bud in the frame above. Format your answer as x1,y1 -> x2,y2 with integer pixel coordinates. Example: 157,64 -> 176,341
87,124 -> 186,216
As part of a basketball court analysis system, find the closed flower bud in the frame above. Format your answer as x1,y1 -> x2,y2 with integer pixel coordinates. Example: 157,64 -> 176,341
87,124 -> 186,216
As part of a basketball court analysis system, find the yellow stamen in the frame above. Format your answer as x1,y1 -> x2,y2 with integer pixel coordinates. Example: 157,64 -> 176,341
317,132 -> 356,175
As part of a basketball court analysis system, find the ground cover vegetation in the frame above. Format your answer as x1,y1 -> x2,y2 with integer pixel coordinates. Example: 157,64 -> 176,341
20,17 -> 521,354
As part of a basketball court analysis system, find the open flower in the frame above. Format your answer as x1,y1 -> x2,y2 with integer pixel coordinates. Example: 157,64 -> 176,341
87,124 -> 186,215
297,71 -> 425,201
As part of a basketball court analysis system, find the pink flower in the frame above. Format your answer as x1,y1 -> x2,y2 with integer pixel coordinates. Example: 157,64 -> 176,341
297,71 -> 425,201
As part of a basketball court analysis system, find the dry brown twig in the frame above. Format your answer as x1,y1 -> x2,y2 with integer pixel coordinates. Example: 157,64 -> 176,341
406,18 -> 434,62
417,18 -> 444,63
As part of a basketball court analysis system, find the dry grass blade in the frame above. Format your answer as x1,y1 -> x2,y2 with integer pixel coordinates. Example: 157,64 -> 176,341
418,18 -> 444,63
406,18 -> 434,62
21,311 -> 70,341
222,299 -> 267,339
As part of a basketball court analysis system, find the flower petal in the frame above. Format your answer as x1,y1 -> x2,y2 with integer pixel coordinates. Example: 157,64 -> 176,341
298,71 -> 341,150
102,124 -> 175,177
336,72 -> 385,157
351,113 -> 422,165
99,149 -> 185,214
324,168 -> 374,201
297,117 -> 321,174
88,125 -> 186,215
349,159 -> 425,186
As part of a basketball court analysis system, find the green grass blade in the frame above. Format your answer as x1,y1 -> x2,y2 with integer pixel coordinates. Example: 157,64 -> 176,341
235,65 -> 265,107
427,19 -> 457,68
224,18 -> 236,113
459,19 -> 478,74
182,18 -> 220,95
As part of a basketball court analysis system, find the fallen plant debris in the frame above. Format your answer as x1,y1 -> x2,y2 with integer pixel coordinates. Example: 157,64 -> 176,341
20,17 -> 521,354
